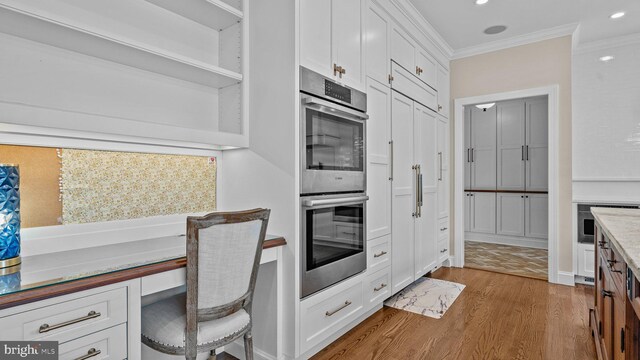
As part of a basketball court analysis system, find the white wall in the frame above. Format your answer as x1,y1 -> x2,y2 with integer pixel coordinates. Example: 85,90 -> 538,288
572,37 -> 640,202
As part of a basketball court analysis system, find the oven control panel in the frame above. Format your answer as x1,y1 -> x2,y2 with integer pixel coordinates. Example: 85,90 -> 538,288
324,80 -> 352,104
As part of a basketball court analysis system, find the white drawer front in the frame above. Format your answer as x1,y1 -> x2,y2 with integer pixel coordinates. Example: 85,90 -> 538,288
59,323 -> 127,360
438,218 -> 449,240
300,278 -> 364,353
367,235 -> 390,273
364,268 -> 391,311
438,238 -> 449,263
0,287 -> 127,343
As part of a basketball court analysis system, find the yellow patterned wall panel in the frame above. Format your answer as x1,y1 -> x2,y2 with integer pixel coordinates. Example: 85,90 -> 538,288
61,149 -> 216,224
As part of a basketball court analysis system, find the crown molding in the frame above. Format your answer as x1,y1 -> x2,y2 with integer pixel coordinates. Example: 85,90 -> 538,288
451,23 -> 579,60
573,32 -> 640,55
389,0 -> 454,59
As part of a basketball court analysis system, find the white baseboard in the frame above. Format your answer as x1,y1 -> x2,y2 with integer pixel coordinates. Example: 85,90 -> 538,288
556,271 -> 575,286
465,232 -> 548,249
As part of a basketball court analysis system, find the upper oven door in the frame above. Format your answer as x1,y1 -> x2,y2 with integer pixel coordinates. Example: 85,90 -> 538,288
301,96 -> 367,195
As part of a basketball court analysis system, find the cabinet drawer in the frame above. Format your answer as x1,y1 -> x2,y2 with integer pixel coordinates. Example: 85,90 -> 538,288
0,287 -> 127,344
609,244 -> 626,294
364,268 -> 391,311
300,278 -> 364,353
438,238 -> 449,263
438,218 -> 449,240
59,323 -> 127,360
367,235 -> 391,273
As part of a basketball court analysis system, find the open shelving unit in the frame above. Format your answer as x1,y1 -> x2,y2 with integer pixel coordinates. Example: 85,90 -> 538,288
0,0 -> 248,150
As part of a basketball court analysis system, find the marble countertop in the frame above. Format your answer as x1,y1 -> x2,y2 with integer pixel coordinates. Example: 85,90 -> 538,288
0,234 -> 284,299
592,208 -> 640,279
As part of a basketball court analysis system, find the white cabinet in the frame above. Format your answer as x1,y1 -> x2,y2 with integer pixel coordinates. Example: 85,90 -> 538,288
496,193 -> 525,236
464,193 -> 471,232
467,106 -> 497,190
391,91 -> 438,294
300,0 -> 364,90
437,116 -> 449,219
525,98 -> 549,191
390,26 -> 415,74
464,107 -> 472,190
390,62 -> 437,111
577,243 -> 595,278
365,3 -> 390,86
497,100 -> 526,190
525,194 -> 548,239
366,78 -> 392,240
437,218 -> 450,264
436,64 -> 450,117
415,48 -> 437,89
468,192 -> 496,234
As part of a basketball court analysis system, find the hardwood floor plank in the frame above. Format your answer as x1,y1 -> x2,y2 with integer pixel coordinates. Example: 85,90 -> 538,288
312,267 -> 596,360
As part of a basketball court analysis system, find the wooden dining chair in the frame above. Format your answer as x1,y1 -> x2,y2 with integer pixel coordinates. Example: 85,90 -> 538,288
141,208 -> 271,360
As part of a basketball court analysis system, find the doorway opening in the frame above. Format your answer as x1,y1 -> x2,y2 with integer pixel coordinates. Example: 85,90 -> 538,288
453,86 -> 561,284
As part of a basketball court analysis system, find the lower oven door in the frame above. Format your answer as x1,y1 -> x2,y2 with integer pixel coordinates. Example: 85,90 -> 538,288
301,194 -> 368,298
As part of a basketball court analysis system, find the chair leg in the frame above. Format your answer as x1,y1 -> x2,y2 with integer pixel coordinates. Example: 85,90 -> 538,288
244,331 -> 254,360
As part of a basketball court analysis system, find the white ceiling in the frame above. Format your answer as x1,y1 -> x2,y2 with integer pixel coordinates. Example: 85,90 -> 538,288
409,0 -> 640,55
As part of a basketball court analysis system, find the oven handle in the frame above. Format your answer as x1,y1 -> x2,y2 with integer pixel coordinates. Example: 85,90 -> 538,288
303,96 -> 369,121
302,195 -> 369,207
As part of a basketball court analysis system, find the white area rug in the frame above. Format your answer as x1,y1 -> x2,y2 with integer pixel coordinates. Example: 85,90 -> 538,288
384,277 -> 465,319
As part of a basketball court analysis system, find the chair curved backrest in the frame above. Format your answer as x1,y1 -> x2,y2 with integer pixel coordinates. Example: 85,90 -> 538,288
185,208 -> 270,359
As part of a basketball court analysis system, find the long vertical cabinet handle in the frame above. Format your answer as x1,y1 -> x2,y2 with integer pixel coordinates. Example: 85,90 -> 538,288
467,148 -> 470,163
438,152 -> 443,181
418,165 -> 423,218
389,141 -> 394,181
526,145 -> 529,161
412,165 -> 419,217
522,145 -> 525,161
471,148 -> 474,162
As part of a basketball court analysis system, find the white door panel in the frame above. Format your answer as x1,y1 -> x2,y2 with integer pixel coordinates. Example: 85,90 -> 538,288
496,193 -> 525,236
365,4 -> 390,86
525,98 -> 548,191
497,100 -> 525,190
525,194 -> 548,239
437,117 -> 449,219
415,48 -> 437,88
390,27 -> 415,73
436,64 -> 449,117
470,106 -> 496,190
300,0 -> 333,79
470,192 -> 496,234
464,107 -> 471,190
464,193 -> 471,232
366,79 -> 391,239
334,0 -> 364,90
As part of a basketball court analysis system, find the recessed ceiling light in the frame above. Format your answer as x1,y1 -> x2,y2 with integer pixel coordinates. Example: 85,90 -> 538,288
484,25 -> 507,35
475,0 -> 489,5
610,12 -> 626,19
599,55 -> 615,62
475,103 -> 495,111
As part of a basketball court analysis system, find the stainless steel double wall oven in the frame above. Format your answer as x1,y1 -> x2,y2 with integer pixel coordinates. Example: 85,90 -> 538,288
299,67 -> 369,298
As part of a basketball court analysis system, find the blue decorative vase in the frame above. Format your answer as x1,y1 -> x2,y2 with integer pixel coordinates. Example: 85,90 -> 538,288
0,164 -> 21,269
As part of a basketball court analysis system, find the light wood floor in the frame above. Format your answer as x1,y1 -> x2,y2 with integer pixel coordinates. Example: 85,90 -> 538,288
312,267 -> 596,360
465,241 -> 548,280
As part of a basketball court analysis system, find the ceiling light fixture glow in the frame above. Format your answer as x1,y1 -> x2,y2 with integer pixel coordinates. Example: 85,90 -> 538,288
610,12 -> 626,19
599,55 -> 615,62
475,103 -> 495,111
475,0 -> 489,5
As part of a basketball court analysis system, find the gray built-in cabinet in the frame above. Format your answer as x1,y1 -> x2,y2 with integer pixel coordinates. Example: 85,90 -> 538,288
464,96 -> 549,245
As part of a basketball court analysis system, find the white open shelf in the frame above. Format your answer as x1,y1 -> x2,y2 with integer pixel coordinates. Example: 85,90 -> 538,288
0,4 -> 242,89
145,0 -> 243,30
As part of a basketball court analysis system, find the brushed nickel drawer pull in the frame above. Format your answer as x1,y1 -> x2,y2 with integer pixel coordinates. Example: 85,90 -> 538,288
325,300 -> 352,317
374,283 -> 387,292
440,227 -> 448,231
74,348 -> 101,360
39,310 -> 101,333
342,231 -> 357,236
374,251 -> 387,258
440,249 -> 448,253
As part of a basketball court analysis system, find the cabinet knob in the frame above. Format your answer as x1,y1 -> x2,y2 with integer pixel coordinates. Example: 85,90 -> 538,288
438,104 -> 443,112
601,289 -> 613,298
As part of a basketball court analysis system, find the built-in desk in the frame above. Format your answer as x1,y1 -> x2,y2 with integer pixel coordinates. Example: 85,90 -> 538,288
0,234 -> 286,360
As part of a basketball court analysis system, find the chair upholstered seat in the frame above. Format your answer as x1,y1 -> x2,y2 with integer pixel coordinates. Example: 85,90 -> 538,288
142,293 -> 251,351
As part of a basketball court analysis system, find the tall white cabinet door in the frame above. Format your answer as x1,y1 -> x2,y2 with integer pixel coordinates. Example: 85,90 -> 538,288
333,0 -> 364,90
415,48 -> 437,88
437,117 -> 449,219
390,26 -> 415,73
366,79 -> 392,240
391,91 -> 416,294
464,193 -> 471,232
496,193 -> 525,236
497,100 -> 525,190
436,64 -> 449,118
365,4 -> 390,86
464,107 -> 471,190
469,192 -> 496,234
413,105 -> 438,277
525,98 -> 548,191
525,194 -> 548,239
300,0 -> 333,79
470,106 -> 497,190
